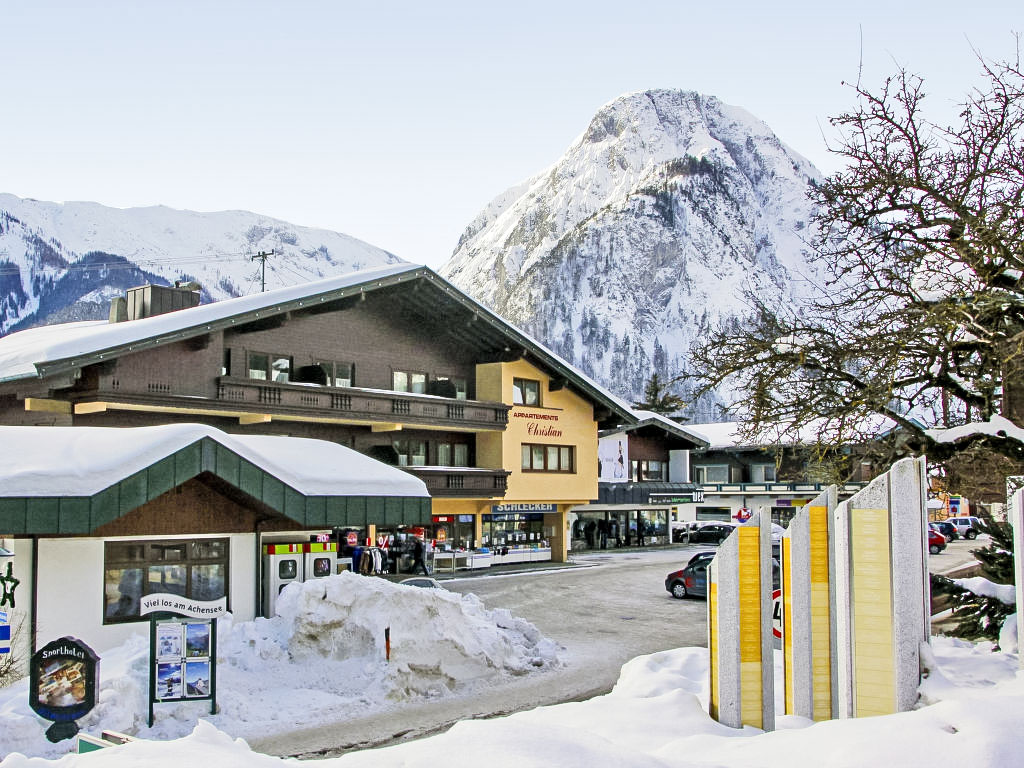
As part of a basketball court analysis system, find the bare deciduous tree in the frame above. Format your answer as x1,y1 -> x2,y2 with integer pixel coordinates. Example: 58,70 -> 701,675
691,46 -> 1024,486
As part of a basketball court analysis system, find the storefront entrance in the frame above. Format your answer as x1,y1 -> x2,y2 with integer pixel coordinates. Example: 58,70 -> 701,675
569,508 -> 669,551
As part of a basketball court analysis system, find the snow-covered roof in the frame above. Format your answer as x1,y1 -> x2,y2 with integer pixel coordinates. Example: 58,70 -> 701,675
0,263 -> 418,382
683,421 -> 744,449
686,416 -> 898,451
0,423 -> 429,498
613,410 -> 710,448
0,262 -> 635,424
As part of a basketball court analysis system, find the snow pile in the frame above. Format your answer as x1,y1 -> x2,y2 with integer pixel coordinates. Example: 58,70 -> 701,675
0,572 -> 559,760
239,572 -> 560,696
2,636 -> 1023,768
953,576 -> 1017,605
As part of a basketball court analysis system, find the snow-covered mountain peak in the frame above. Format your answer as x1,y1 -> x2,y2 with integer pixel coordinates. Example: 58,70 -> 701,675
0,194 -> 404,334
440,88 -> 822,414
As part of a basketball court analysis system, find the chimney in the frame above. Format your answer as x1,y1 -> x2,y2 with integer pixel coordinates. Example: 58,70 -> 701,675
108,297 -> 127,323
110,283 -> 202,322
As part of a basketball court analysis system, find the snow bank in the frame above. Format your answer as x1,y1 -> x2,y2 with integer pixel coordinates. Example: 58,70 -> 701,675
0,572 -> 559,761
3,636 -> 1022,768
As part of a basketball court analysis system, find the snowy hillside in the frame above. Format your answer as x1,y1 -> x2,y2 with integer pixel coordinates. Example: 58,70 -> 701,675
439,89 -> 822,415
0,195 -> 404,334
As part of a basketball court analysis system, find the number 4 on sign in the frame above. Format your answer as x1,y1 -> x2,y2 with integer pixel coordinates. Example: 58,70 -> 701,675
772,589 -> 783,640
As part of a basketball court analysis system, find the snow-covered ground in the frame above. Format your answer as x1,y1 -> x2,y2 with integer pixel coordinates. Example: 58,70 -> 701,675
1,574 -> 1022,767
0,572 -> 559,761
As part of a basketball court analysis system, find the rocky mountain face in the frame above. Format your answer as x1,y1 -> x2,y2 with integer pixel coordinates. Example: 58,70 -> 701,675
0,195 -> 403,335
439,89 -> 822,416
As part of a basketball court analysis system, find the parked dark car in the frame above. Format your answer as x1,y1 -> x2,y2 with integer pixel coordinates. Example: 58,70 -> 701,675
666,551 -> 779,599
687,523 -> 737,545
930,521 -> 957,540
928,528 -> 947,555
666,558 -> 710,599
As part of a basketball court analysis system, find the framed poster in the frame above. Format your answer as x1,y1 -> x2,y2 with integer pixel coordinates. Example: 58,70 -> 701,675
184,661 -> 210,697
156,623 -> 183,660
156,661 -> 182,700
185,623 -> 210,658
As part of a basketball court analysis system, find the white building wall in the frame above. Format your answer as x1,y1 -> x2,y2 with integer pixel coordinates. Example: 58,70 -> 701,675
669,450 -> 690,483
3,537 -> 34,669
34,533 -> 256,656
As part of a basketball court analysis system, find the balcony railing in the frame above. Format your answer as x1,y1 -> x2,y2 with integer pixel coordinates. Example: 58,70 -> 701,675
403,466 -> 512,498
212,377 -> 510,430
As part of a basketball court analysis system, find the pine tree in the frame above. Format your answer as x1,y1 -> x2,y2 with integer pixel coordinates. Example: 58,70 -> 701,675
633,372 -> 686,415
930,511 -> 1016,644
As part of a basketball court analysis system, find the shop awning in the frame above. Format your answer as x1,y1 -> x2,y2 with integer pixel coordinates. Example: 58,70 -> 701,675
0,424 -> 431,534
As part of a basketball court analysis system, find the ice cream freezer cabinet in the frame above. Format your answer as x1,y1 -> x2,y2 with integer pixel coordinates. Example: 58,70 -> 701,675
261,542 -> 338,616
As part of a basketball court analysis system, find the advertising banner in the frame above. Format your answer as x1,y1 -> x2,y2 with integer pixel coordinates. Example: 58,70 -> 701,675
598,434 -> 629,483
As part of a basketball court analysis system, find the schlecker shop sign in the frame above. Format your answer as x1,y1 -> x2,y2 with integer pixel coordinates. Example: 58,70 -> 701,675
29,636 -> 100,742
511,409 -> 563,437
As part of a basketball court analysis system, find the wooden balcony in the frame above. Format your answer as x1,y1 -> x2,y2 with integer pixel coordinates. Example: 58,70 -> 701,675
68,378 -> 510,433
212,376 -> 511,431
403,466 -> 511,499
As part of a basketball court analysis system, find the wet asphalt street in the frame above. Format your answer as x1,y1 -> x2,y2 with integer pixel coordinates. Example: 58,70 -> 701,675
252,545 -> 709,758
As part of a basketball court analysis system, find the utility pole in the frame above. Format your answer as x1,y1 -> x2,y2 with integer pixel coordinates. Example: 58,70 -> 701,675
250,250 -> 274,292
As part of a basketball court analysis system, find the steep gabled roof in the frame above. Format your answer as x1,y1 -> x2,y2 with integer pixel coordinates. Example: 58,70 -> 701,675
0,263 -> 635,426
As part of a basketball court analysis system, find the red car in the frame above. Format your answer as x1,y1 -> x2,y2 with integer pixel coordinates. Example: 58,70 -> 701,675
928,528 -> 947,555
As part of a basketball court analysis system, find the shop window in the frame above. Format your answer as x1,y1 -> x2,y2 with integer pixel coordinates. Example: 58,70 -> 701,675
521,443 -> 574,472
393,370 -> 427,394
436,442 -> 470,467
248,352 -> 292,383
750,463 -> 777,482
512,378 -> 540,406
394,438 -> 427,467
316,360 -> 354,388
104,538 -> 228,624
694,464 -> 729,483
481,513 -> 545,547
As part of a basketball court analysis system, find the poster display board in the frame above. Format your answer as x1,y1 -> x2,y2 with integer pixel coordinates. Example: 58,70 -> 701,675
142,595 -> 223,726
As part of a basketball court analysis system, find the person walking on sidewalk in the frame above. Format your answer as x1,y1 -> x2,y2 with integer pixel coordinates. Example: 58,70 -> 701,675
412,536 -> 430,575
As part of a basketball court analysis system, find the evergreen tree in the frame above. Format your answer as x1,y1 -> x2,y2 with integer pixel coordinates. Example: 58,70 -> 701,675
633,372 -> 686,415
930,511 -> 1016,644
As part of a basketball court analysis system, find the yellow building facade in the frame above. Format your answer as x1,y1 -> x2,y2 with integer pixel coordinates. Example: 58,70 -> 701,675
428,359 -> 599,562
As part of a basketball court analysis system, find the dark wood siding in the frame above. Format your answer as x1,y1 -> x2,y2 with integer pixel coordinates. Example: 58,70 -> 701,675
91,477 -> 302,537
223,296 -> 479,395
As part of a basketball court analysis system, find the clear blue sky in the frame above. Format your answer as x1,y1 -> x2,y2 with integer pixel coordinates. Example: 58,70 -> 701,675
1,1 -> 1020,268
